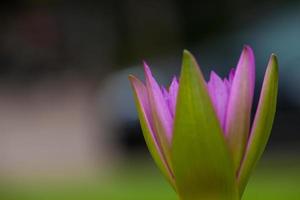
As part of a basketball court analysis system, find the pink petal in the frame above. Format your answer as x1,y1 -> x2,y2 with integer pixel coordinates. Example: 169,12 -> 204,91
168,76 -> 179,117
161,86 -> 169,102
161,77 -> 179,118
207,71 -> 230,130
224,45 -> 255,170
144,62 -> 173,146
224,68 -> 235,92
129,76 -> 157,149
129,75 -> 175,186
228,68 -> 235,83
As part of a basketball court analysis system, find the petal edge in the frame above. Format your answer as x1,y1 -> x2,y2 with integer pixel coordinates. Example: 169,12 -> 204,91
237,54 -> 279,195
129,75 -> 176,189
225,46 -> 256,170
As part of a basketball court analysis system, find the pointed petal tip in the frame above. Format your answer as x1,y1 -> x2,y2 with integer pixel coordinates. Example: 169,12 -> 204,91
209,70 -> 216,76
128,74 -> 137,84
182,49 -> 198,68
128,74 -> 142,85
271,53 -> 277,57
228,68 -> 235,82
170,76 -> 179,88
242,45 -> 254,58
243,44 -> 253,51
239,44 -> 255,75
237,46 -> 255,75
267,54 -> 279,76
143,61 -> 155,84
128,74 -> 136,81
209,70 -> 219,80
183,49 -> 192,56
143,61 -> 150,72
242,45 -> 255,63
171,75 -> 178,82
128,75 -> 145,93
270,54 -> 278,66
142,60 -> 148,66
182,49 -> 197,62
143,61 -> 154,78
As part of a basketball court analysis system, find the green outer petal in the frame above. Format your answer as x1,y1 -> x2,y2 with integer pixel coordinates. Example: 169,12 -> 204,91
129,75 -> 177,190
237,55 -> 279,196
172,50 -> 238,200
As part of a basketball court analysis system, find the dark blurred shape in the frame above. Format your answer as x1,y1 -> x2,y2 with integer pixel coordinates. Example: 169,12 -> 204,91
117,120 -> 147,155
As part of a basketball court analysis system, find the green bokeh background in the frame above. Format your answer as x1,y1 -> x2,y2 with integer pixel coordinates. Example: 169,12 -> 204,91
1,156 -> 299,200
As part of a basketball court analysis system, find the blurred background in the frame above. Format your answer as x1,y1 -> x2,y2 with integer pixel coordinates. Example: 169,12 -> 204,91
0,0 -> 299,199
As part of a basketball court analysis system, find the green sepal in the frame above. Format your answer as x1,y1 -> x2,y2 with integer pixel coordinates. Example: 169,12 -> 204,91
237,54 -> 279,196
172,50 -> 238,200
